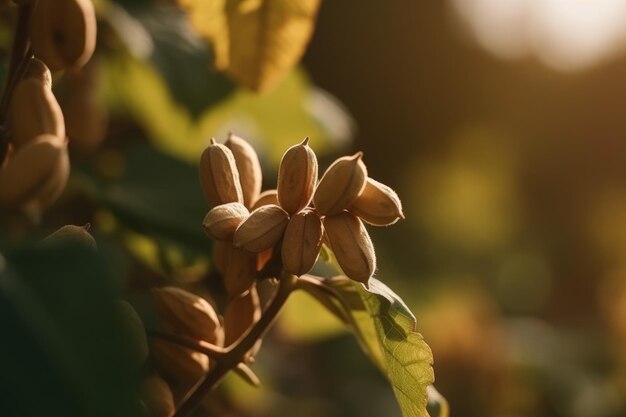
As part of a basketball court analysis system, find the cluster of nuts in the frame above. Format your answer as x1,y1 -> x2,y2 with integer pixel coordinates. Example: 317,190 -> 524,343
201,134 -> 404,290
0,0 -> 98,213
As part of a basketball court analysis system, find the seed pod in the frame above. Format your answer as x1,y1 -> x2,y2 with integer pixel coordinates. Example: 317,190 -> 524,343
141,374 -> 175,417
314,152 -> 368,216
30,0 -> 97,71
199,139 -> 243,207
202,202 -> 249,240
349,178 -> 404,226
323,211 -> 376,286
234,204 -> 289,253
224,246 -> 257,296
40,224 -> 97,250
10,78 -> 65,148
224,285 -> 262,360
282,208 -> 323,276
24,57 -> 52,89
213,241 -> 231,275
225,133 -> 262,208
277,137 -> 318,214
251,189 -> 278,210
151,287 -> 223,385
0,135 -> 69,210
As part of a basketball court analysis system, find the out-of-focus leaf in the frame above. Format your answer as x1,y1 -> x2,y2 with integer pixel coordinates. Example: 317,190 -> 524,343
76,144 -> 209,253
316,276 -> 435,417
178,0 -> 321,92
102,53 -> 340,163
278,289 -> 346,342
0,245 -> 145,417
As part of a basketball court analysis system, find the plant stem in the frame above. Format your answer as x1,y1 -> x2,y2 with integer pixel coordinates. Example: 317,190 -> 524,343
172,273 -> 299,417
147,330 -> 227,358
0,3 -> 33,164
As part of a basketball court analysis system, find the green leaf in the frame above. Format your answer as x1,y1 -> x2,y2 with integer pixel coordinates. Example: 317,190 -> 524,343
317,276 -> 435,417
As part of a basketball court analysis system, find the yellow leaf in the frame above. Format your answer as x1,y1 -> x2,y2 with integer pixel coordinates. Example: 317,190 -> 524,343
179,0 -> 321,92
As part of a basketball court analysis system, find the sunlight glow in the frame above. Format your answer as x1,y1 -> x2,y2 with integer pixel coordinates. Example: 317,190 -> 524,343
451,0 -> 626,71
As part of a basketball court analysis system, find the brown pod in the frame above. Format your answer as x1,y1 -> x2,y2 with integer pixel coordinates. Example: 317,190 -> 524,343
225,133 -> 262,208
323,211 -> 376,286
30,0 -> 97,71
224,285 -> 262,360
277,137 -> 318,214
40,224 -> 97,250
140,374 -> 175,417
282,208 -> 323,276
24,57 -> 52,89
199,139 -> 243,207
251,189 -> 278,210
0,135 -> 69,210
314,152 -> 368,216
213,241 -> 231,275
151,287 -> 223,385
233,204 -> 289,253
349,178 -> 404,226
202,202 -> 249,240
224,246 -> 257,296
10,78 -> 65,148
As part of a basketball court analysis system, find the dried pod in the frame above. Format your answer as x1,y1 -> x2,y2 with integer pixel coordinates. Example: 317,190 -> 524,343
141,374 -> 175,417
151,287 -> 223,385
24,57 -> 52,89
224,285 -> 262,360
40,224 -> 97,250
30,0 -> 97,71
202,202 -> 249,240
10,78 -> 65,148
199,139 -> 243,207
225,133 -> 262,208
277,137 -> 318,214
213,241 -> 231,275
314,152 -> 368,216
224,246 -> 257,296
234,204 -> 289,253
349,178 -> 404,226
0,135 -> 69,210
251,189 -> 278,210
282,208 -> 323,276
323,211 -> 376,285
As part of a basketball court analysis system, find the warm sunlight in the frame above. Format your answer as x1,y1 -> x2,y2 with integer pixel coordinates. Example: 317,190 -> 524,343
451,0 -> 626,71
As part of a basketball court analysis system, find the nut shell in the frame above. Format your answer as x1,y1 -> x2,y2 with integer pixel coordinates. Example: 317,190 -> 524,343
277,138 -> 318,214
225,134 -> 262,208
349,178 -> 404,226
314,152 -> 367,216
202,202 -> 249,240
199,139 -> 244,207
234,204 -> 289,253
281,208 -> 323,276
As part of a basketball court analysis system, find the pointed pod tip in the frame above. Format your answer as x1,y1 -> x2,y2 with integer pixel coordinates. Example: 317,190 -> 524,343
210,137 -> 217,145
352,151 -> 364,161
301,137 -> 310,146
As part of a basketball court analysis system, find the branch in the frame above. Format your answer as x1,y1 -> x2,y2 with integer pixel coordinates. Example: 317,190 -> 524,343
172,273 -> 299,417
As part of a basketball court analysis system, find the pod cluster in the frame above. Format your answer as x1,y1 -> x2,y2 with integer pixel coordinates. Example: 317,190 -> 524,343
0,0 -> 100,213
200,134 -> 404,292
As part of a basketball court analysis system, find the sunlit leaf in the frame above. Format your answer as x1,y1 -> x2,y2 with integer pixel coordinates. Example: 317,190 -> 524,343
426,386 -> 449,417
314,276 -> 436,417
178,0 -> 321,92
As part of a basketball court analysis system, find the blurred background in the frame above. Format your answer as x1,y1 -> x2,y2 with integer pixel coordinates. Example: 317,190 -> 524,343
4,1 -> 626,417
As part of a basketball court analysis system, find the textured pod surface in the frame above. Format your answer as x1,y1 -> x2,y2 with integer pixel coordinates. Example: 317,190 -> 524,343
324,211 -> 376,285
314,152 -> 367,216
234,204 -> 289,252
151,287 -> 223,385
282,208 -> 323,276
251,189 -> 278,210
30,0 -> 97,71
225,134 -> 262,208
224,246 -> 257,296
141,374 -> 175,417
0,135 -> 69,210
202,202 -> 249,240
349,178 -> 404,226
224,285 -> 262,360
10,78 -> 65,148
199,140 -> 243,207
25,57 -> 52,89
277,138 -> 318,214
40,224 -> 97,250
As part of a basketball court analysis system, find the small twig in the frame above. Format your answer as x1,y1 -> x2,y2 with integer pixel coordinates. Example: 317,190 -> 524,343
234,363 -> 261,387
172,273 -> 298,417
297,274 -> 352,324
147,330 -> 227,358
